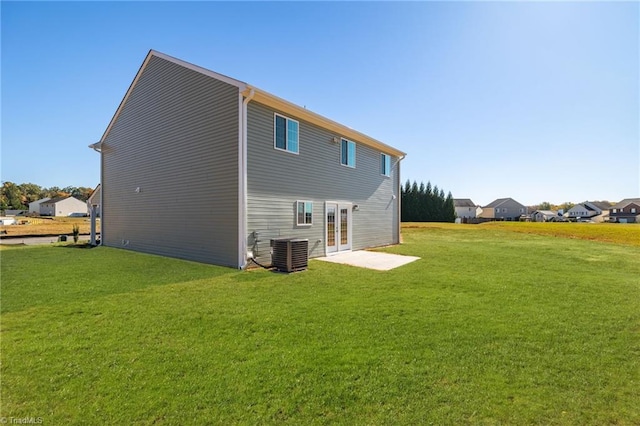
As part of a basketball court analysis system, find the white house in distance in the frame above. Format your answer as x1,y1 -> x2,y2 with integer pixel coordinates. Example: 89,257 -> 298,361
0,217 -> 17,225
454,199 -> 477,219
29,197 -> 51,214
566,201 -> 611,222
40,196 -> 88,217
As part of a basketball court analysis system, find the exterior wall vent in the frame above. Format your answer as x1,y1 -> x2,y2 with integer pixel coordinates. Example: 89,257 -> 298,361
271,238 -> 309,273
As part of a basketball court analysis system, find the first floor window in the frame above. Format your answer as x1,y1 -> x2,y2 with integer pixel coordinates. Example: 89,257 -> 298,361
297,201 -> 313,225
275,114 -> 299,154
341,139 -> 356,168
381,153 -> 391,176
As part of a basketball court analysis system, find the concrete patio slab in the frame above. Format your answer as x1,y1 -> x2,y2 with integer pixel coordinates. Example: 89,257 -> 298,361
315,251 -> 420,271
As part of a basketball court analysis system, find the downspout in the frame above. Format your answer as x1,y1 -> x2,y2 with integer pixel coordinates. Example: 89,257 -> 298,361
88,142 -> 103,246
238,88 -> 255,269
397,154 -> 405,244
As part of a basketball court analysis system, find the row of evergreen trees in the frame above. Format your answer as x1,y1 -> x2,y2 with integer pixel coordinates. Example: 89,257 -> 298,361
401,180 -> 455,222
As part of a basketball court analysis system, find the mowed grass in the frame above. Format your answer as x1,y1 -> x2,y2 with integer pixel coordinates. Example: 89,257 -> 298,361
1,225 -> 639,424
481,221 -> 640,247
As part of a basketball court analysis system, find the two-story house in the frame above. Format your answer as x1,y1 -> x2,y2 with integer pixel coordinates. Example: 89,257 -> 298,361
477,198 -> 527,221
90,50 -> 406,269
454,199 -> 477,219
609,198 -> 640,223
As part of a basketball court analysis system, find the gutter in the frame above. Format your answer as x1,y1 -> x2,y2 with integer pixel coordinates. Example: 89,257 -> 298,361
397,154 -> 405,244
88,142 -> 103,246
238,88 -> 255,269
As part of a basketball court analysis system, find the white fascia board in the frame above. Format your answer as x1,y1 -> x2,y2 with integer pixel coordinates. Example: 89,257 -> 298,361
149,50 -> 247,90
248,86 -> 406,158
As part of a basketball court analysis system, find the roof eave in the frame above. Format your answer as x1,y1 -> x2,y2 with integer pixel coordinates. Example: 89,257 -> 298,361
249,87 -> 406,158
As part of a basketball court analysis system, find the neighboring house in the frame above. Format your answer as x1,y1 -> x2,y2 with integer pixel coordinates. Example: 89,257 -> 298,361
29,197 -> 51,214
566,201 -> 611,221
87,184 -> 101,217
477,198 -> 527,221
89,50 -> 406,269
454,199 -> 477,219
40,196 -> 88,217
609,198 -> 640,223
531,210 -> 561,222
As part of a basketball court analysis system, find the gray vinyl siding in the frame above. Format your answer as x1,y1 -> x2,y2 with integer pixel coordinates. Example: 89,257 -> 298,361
102,55 -> 240,267
246,101 -> 399,264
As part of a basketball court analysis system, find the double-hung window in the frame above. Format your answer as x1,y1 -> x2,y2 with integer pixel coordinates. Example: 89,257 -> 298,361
341,139 -> 356,168
274,114 -> 299,154
297,201 -> 313,226
381,153 -> 391,176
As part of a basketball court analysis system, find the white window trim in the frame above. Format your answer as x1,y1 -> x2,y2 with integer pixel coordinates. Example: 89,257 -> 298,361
381,153 -> 391,177
296,200 -> 313,226
273,113 -> 299,155
341,138 -> 356,168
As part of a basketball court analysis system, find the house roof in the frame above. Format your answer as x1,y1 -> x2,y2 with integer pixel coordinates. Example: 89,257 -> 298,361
43,196 -> 83,205
483,198 -> 523,209
88,184 -> 101,204
29,197 -> 51,205
611,198 -> 640,209
42,196 -> 70,204
454,199 -> 476,207
587,201 -> 611,210
533,210 -> 557,215
97,50 -> 406,158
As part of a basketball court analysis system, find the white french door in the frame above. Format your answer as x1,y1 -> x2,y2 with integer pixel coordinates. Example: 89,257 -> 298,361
326,202 -> 351,255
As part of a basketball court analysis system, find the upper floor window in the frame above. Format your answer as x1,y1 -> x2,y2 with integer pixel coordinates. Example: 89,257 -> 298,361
632,208 -> 637,213
297,201 -> 313,226
341,139 -> 356,168
274,114 -> 299,154
381,153 -> 391,176
612,209 -> 617,213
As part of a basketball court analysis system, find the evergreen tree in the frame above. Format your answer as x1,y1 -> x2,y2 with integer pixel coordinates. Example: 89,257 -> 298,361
400,180 -> 455,223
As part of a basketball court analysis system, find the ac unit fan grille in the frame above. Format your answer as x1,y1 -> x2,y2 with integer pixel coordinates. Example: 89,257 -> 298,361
271,238 -> 309,272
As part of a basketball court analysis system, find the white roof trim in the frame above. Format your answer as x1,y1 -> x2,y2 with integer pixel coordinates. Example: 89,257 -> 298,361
249,87 -> 406,157
149,50 -> 248,90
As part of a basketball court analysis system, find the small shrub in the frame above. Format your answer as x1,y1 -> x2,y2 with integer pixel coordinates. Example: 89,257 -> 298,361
72,224 -> 80,243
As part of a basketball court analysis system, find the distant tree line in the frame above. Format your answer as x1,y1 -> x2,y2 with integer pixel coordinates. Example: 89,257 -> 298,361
401,180 -> 456,222
1,181 -> 94,211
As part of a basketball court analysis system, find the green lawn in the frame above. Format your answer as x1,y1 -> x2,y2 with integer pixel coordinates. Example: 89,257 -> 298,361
2,225 -> 639,424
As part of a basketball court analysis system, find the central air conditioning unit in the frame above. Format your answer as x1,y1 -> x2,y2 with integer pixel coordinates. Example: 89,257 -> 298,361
270,238 -> 309,273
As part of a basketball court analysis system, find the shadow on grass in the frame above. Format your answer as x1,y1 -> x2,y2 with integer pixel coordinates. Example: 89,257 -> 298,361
1,246 -> 240,314
55,243 -> 97,249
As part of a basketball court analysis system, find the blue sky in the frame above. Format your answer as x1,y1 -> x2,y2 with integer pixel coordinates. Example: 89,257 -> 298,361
2,1 -> 638,206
